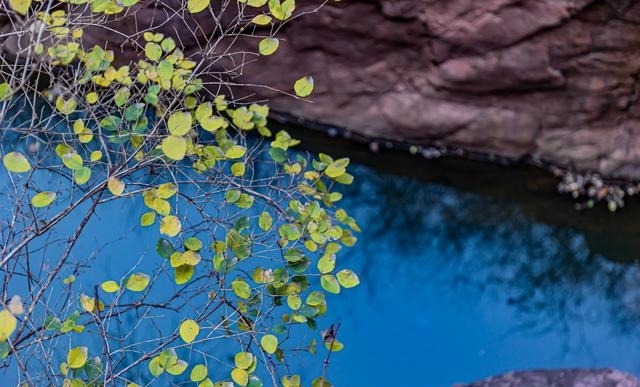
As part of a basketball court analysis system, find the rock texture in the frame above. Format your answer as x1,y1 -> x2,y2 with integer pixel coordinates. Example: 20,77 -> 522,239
453,369 -> 640,387
233,0 -> 640,180
4,0 -> 640,179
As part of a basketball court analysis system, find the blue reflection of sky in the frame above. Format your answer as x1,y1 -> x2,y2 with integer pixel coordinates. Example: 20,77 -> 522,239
3,156 -> 640,387
322,165 -> 640,387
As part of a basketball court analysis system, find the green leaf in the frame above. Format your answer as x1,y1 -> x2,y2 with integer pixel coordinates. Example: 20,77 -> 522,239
336,269 -> 360,288
8,0 -> 31,16
317,255 -> 335,274
156,238 -> 175,259
3,151 -> 31,173
67,346 -> 88,369
234,352 -> 253,369
74,166 -> 91,185
0,82 -> 13,101
225,189 -> 241,203
31,191 -> 56,208
174,264 -> 194,284
324,338 -> 344,352
232,278 -> 251,299
225,145 -> 246,159
260,334 -> 278,354
179,319 -> 199,343
279,224 -> 301,241
162,135 -> 187,160
149,356 -> 165,377
187,0 -> 209,13
144,42 -> 162,61
287,295 -> 301,310
306,291 -> 325,306
161,37 -> 176,52
258,211 -> 273,231
252,14 -> 272,25
259,38 -> 279,56
167,111 -> 192,136
184,237 -> 203,251
320,274 -> 340,294
294,76 -> 314,97
190,364 -> 208,382
140,211 -> 156,226
125,272 -> 150,292
166,359 -> 188,375
61,152 -> 83,170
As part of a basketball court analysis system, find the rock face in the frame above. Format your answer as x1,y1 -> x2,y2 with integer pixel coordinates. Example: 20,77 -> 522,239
453,369 -> 640,387
234,0 -> 640,180
4,0 -> 640,179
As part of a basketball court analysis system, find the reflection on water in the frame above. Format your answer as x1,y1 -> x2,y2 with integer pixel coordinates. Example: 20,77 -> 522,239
322,165 -> 640,387
3,144 -> 640,386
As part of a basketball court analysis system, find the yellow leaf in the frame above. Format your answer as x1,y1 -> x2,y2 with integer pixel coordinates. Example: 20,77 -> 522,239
156,183 -> 178,199
167,111 -> 192,136
3,151 -> 31,173
125,272 -> 150,292
294,76 -> 314,97
80,294 -> 104,313
160,215 -> 181,237
67,346 -> 88,369
90,150 -> 102,162
225,145 -> 246,159
231,368 -> 248,386
259,38 -> 279,56
31,191 -> 57,208
9,0 -> 31,15
0,309 -> 17,342
252,14 -> 272,25
187,0 -> 209,13
179,319 -> 199,343
108,177 -> 125,196
100,280 -> 120,293
162,135 -> 187,161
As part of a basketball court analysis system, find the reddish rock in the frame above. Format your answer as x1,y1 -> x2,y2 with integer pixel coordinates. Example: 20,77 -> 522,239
5,0 -> 640,179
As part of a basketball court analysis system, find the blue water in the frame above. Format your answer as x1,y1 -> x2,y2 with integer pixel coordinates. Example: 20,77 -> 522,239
2,155 -> 640,387
323,168 -> 640,386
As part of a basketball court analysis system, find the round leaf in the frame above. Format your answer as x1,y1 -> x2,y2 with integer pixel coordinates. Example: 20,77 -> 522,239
336,269 -> 360,288
67,346 -> 88,369
179,319 -> 199,343
125,272 -> 150,292
320,274 -> 340,294
160,215 -> 182,237
294,76 -> 314,97
167,112 -> 192,136
108,177 -> 125,196
260,334 -> 278,354
190,364 -> 208,382
231,368 -> 249,386
234,352 -> 253,369
162,135 -> 187,161
259,38 -> 279,56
